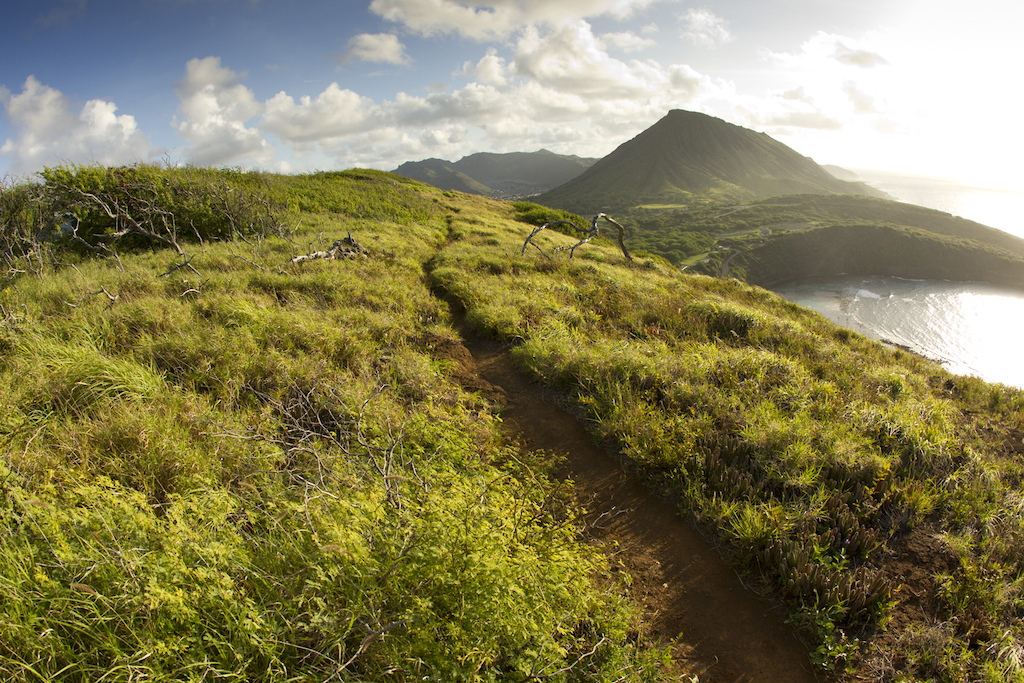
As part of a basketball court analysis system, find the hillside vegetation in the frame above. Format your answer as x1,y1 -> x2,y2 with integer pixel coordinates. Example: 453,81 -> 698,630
618,194 -> 1024,286
4,166 -> 1024,682
536,110 -> 884,214
0,166 -> 662,682
394,150 -> 597,200
528,110 -> 1024,287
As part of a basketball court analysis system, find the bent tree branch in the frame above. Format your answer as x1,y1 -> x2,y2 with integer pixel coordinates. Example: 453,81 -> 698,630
521,213 -> 632,262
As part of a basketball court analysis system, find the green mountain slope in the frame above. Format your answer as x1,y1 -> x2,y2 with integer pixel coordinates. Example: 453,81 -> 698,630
391,157 -> 493,195
3,166 -> 1024,682
536,109 -> 886,213
662,194 -> 1024,286
393,149 -> 596,199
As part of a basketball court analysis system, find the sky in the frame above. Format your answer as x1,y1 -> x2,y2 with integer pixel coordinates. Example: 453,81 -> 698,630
2,0 -> 1022,191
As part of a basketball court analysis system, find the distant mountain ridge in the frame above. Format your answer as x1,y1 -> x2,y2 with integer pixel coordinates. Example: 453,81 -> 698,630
536,110 -> 887,212
393,150 -> 597,199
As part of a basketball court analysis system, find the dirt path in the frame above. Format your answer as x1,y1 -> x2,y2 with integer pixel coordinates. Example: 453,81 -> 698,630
451,331 -> 826,683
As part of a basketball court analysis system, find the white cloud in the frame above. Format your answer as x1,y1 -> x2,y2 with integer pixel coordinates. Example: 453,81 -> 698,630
251,18 -> 731,170
755,32 -> 897,128
764,32 -> 888,71
0,76 -> 152,175
262,84 -> 381,144
765,111 -> 842,131
600,31 -> 656,53
172,56 -> 274,167
681,8 -> 733,47
462,50 -> 511,88
341,33 -> 411,65
513,21 -> 703,99
369,0 -> 659,40
835,46 -> 888,68
843,82 -> 877,114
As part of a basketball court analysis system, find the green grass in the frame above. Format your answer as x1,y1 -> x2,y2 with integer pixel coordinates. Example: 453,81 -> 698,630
606,194 -> 1024,285
6,164 -> 1024,682
0,166 -> 664,682
428,201 -> 1024,679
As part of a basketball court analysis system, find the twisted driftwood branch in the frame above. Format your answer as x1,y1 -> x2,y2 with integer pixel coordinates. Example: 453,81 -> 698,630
521,213 -> 632,262
291,232 -> 368,263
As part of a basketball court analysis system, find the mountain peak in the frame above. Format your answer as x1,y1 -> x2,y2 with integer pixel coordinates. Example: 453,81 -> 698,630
537,109 -> 886,212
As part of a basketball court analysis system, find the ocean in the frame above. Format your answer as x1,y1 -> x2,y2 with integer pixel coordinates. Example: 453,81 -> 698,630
852,170 -> 1024,240
774,276 -> 1024,389
771,173 -> 1024,389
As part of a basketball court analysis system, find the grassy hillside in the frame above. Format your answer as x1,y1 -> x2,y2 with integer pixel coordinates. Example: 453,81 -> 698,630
391,158 -> 494,196
618,194 -> 1024,286
394,150 -> 596,200
0,166 -> 661,682
430,204 -> 1024,681
4,167 -> 1024,682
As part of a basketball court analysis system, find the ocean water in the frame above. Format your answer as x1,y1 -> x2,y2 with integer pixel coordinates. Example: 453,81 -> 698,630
767,173 -> 1024,389
774,276 -> 1024,389
853,170 -> 1024,240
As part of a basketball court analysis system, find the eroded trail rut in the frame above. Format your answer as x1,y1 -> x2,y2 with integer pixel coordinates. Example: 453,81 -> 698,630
452,331 -> 825,683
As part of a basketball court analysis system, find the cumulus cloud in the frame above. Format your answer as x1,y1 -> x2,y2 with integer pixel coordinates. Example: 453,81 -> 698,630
461,50 -> 511,87
600,31 -> 656,53
172,56 -> 274,167
369,0 -> 658,40
843,82 -> 877,114
0,76 -> 152,174
681,8 -> 733,47
835,46 -> 888,68
513,21 -> 703,99
765,32 -> 888,71
340,33 -> 411,65
765,111 -> 842,130
252,17 -> 728,169
262,84 -> 381,143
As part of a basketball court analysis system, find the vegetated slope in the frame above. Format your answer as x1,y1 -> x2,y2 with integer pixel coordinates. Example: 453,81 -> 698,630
390,157 -> 493,195
393,149 -> 597,199
675,194 -> 1024,286
536,109 -> 886,214
432,201 -> 1024,682
5,168 -> 1024,683
0,167 -> 661,682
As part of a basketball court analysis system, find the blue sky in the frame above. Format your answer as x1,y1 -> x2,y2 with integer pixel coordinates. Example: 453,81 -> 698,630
2,0 -> 1022,190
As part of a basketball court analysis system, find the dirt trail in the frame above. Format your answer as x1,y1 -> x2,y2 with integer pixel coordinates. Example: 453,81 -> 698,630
452,331 -> 826,683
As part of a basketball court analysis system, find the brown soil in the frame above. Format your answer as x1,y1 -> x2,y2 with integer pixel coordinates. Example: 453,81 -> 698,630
444,329 -> 828,683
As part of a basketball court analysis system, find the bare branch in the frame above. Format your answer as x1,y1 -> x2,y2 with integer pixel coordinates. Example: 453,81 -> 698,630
521,214 -> 632,262
520,220 -> 576,259
291,232 -> 369,264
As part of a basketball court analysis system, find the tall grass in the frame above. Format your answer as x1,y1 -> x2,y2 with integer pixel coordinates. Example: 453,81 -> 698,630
429,196 -> 1024,678
0,167 -> 664,682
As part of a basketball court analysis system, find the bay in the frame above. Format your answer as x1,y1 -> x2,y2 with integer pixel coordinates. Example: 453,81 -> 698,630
773,276 -> 1024,390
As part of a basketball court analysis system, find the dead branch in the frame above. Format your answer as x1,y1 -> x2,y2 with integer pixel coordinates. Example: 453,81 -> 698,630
521,220 -> 576,260
89,287 -> 120,309
158,253 -> 200,278
291,232 -> 369,263
1,179 -> 49,280
521,213 -> 632,262
60,184 -> 186,257
200,380 -> 423,507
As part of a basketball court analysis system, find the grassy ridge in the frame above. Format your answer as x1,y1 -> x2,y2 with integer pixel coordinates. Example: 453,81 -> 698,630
0,167 -> 661,681
6,166 -> 1024,682
613,194 -> 1024,286
429,206 -> 1024,680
